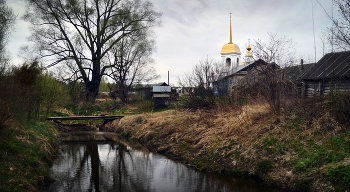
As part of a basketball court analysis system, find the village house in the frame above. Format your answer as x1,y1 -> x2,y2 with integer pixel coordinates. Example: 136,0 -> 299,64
298,51 -> 350,97
213,59 -> 269,96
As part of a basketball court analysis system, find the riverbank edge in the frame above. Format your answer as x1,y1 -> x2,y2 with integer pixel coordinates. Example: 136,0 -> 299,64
104,106 -> 350,192
0,119 -> 60,192
112,118 -> 288,191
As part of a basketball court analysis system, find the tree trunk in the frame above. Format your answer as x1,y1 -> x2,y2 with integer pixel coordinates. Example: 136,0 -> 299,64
85,76 -> 101,103
120,89 -> 129,104
84,50 -> 102,103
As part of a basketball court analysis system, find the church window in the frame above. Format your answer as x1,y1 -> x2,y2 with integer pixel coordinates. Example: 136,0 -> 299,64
237,58 -> 239,65
226,58 -> 231,67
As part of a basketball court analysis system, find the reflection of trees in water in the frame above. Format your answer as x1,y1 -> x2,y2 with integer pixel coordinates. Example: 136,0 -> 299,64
49,144 -> 90,191
49,142 -> 154,192
48,140 -> 275,192
156,159 -> 232,192
98,142 -> 153,192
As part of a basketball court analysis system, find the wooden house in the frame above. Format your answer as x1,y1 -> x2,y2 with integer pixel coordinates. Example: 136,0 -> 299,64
280,61 -> 313,97
213,59 -> 267,96
298,51 -> 350,97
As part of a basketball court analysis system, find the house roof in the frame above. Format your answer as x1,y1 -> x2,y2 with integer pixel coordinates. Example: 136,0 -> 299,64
215,59 -> 269,82
282,63 -> 313,82
231,59 -> 267,74
235,62 -> 299,88
298,51 -> 350,81
134,82 -> 169,90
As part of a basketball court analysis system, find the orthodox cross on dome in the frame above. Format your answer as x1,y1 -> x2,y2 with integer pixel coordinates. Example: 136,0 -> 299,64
247,38 -> 251,51
229,12 -> 232,44
244,38 -> 253,63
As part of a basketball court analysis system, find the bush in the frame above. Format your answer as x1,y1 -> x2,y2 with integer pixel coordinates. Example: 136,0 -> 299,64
326,91 -> 350,123
0,61 -> 67,121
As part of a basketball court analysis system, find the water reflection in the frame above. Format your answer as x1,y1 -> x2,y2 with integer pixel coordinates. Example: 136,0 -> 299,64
43,133 -> 279,192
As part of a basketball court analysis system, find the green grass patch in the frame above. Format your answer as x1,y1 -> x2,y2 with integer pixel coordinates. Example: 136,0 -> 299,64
64,103 -> 105,116
0,119 -> 59,191
177,141 -> 190,152
120,130 -> 133,138
293,158 -> 315,172
263,137 -> 278,149
326,165 -> 350,189
257,160 -> 274,173
292,177 -> 312,191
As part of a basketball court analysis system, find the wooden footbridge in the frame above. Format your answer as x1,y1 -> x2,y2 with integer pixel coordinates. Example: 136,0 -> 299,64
47,115 -> 124,124
47,116 -> 124,121
47,116 -> 124,131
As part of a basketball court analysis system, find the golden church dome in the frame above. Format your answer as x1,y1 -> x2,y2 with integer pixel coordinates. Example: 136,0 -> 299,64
245,38 -> 252,57
245,51 -> 252,56
221,43 -> 241,54
247,44 -> 251,51
220,13 -> 241,54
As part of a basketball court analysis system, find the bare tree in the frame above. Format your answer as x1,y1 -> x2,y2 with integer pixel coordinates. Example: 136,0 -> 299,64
0,0 -> 15,75
253,32 -> 296,67
106,29 -> 159,103
316,0 -> 350,51
178,57 -> 222,91
23,0 -> 161,102
250,32 -> 297,116
178,57 -> 222,108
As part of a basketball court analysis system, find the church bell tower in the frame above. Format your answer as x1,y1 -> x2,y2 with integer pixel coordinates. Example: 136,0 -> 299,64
220,13 -> 241,71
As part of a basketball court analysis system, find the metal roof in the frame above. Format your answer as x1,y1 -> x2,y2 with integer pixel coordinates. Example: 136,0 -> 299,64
235,63 -> 306,88
298,51 -> 350,81
282,63 -> 313,81
216,59 -> 267,82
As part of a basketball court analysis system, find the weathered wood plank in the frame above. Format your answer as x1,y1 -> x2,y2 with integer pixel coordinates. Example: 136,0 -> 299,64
47,116 -> 124,121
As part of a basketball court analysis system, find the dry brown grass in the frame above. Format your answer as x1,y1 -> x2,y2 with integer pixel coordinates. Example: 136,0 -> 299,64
115,103 -> 271,162
111,100 -> 350,191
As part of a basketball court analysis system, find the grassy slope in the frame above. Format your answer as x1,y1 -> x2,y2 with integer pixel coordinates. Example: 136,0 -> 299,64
0,120 -> 59,192
110,103 -> 350,191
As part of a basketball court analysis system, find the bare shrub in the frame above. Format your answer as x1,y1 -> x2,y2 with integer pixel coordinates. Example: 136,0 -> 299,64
178,57 -> 222,109
236,32 -> 297,116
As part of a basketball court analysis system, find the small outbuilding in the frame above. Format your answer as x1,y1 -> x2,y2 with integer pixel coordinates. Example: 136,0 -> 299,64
152,82 -> 171,108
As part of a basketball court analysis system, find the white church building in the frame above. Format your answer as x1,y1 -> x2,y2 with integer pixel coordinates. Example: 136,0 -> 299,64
220,13 -> 254,72
213,13 -> 256,95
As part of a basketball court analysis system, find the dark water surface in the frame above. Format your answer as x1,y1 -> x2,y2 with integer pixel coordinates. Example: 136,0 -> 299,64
41,132 -> 281,192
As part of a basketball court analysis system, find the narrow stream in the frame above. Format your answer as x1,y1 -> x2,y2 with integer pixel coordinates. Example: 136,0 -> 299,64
40,132 -> 281,192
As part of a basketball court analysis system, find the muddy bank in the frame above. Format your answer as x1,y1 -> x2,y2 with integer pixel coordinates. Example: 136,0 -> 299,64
105,104 -> 350,191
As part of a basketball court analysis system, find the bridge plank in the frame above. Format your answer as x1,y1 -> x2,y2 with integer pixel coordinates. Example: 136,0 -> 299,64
47,116 -> 124,121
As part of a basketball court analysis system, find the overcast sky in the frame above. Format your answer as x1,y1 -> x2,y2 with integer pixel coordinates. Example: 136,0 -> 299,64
7,0 -> 334,85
